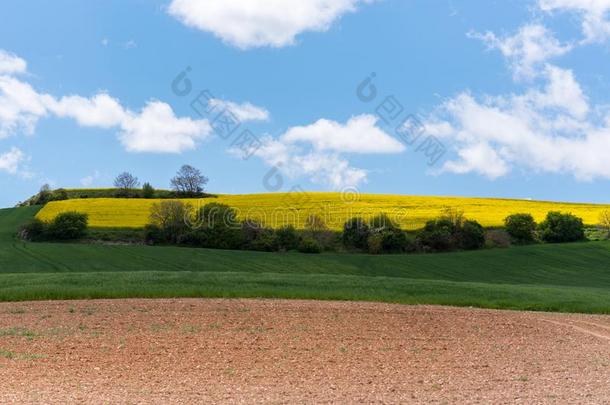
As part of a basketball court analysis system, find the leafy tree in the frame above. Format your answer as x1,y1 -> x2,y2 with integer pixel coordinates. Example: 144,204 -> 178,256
416,218 -> 456,252
33,184 -> 53,205
504,213 -> 537,244
458,220 -> 486,250
298,237 -> 322,254
48,212 -> 88,240
342,217 -> 370,250
142,182 -> 155,199
276,225 -> 300,251
538,211 -> 585,243
171,165 -> 208,197
19,219 -> 48,242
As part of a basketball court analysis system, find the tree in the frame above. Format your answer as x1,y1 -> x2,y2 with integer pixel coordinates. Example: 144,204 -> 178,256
599,210 -> 610,237
48,212 -> 88,240
33,184 -> 53,205
342,218 -> 370,250
114,172 -> 140,196
171,165 -> 208,197
504,213 -> 537,244
142,182 -> 155,199
538,211 -> 585,243
149,201 -> 192,243
458,220 -> 486,250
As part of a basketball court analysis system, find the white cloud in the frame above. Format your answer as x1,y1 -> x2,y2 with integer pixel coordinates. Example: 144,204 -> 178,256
0,147 -> 26,175
209,98 -> 270,122
80,170 -> 101,187
0,49 -> 212,154
427,65 -> 610,180
167,0 -> 374,49
281,114 -> 405,154
539,0 -> 610,43
0,50 -> 27,75
119,101 -> 212,153
246,115 -> 402,189
469,24 -> 572,79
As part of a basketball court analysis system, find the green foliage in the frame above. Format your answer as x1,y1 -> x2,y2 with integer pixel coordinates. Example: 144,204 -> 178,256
148,201 -> 192,243
19,218 -> 48,242
539,212 -> 585,243
458,220 -> 486,250
47,212 -> 88,240
342,218 -> 370,250
276,225 -> 300,251
505,213 -> 537,244
142,183 -> 155,199
298,237 -> 322,254
417,218 -> 456,252
367,233 -> 383,254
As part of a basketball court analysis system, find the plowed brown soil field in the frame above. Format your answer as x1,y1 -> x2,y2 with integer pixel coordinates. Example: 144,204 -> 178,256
1,299 -> 609,404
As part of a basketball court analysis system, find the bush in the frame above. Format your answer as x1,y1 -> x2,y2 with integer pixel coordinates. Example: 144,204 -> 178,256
417,218 -> 456,252
367,233 -> 383,254
505,213 -> 537,244
342,218 -> 370,250
298,237 -> 322,254
143,224 -> 164,245
249,228 -> 279,252
539,211 -> 585,243
276,225 -> 300,251
53,188 -> 68,201
19,219 -> 48,242
485,229 -> 511,249
142,183 -> 155,199
458,220 -> 485,250
48,212 -> 88,240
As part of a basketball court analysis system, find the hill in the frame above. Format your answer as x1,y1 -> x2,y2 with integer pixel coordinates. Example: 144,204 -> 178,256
1,206 -> 610,312
36,192 -> 610,230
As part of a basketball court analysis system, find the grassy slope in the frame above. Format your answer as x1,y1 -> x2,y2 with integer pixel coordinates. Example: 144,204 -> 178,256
2,207 -> 610,313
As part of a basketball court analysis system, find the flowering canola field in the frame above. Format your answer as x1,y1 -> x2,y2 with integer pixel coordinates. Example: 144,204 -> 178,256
36,192 -> 609,230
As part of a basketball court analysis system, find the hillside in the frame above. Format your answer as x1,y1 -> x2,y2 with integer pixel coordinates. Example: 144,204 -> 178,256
36,192 -> 610,230
1,206 -> 610,312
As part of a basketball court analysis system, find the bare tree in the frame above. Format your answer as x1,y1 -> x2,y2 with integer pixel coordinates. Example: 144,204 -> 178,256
114,172 -> 140,192
171,165 -> 208,196
599,210 -> 610,237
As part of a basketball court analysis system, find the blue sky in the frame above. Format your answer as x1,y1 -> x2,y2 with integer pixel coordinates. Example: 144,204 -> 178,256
2,0 -> 610,207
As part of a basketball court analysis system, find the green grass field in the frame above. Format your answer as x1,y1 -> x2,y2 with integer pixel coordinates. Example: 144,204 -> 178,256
2,206 -> 610,313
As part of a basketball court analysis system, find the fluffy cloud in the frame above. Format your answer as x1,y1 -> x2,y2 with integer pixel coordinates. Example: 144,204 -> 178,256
208,99 -> 270,122
0,147 -> 26,175
0,50 -> 27,75
539,0 -> 610,43
248,114 -> 402,189
168,0 -> 374,49
0,50 -> 212,154
119,102 -> 212,153
281,114 -> 405,154
469,24 -> 572,79
427,65 -> 610,180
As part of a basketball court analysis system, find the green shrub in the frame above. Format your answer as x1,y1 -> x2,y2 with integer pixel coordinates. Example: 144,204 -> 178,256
148,201 -> 192,243
539,211 -> 585,243
276,225 -> 300,251
249,229 -> 279,252
19,219 -> 48,242
143,224 -> 164,245
48,212 -> 88,240
485,229 -> 511,249
417,218 -> 456,252
342,218 -> 370,250
298,237 -> 322,254
458,220 -> 485,250
505,213 -> 537,243
142,183 -> 155,199
367,233 -> 383,254
52,188 -> 68,201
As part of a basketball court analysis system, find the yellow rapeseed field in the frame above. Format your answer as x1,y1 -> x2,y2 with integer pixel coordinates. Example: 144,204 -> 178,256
36,192 -> 610,230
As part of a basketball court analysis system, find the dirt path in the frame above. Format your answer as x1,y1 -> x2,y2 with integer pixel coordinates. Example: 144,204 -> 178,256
0,299 -> 609,404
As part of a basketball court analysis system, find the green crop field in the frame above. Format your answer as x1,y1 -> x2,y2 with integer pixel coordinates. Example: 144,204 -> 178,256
2,206 -> 610,313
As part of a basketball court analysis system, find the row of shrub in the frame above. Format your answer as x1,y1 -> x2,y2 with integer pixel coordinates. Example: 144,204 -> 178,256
504,212 -> 585,244
19,203 -> 588,255
20,212 -> 89,241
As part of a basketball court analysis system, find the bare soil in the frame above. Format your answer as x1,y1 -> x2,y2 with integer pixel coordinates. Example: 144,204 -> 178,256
0,299 -> 609,404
